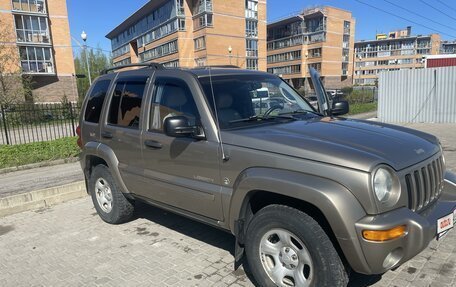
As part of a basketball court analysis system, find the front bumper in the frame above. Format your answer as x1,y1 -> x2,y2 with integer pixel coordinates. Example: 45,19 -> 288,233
354,171 -> 456,274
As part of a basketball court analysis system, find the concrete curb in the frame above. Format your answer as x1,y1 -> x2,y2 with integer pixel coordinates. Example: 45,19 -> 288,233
0,181 -> 87,218
0,157 -> 79,175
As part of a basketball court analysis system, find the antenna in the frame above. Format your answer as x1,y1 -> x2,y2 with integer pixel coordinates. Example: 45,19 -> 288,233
208,67 -> 229,161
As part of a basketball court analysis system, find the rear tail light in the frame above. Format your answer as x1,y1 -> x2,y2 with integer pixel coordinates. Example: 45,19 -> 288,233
76,125 -> 82,149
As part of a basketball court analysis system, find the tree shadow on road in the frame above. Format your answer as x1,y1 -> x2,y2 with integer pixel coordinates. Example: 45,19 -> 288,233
134,201 -> 383,287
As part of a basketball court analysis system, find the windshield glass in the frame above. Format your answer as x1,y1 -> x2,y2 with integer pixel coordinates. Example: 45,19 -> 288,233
199,74 -> 315,129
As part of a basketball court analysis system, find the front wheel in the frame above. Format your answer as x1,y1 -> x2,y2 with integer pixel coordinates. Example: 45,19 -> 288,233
245,205 -> 348,287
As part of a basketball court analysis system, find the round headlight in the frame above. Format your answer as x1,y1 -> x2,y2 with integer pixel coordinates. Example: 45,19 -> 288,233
373,167 -> 394,202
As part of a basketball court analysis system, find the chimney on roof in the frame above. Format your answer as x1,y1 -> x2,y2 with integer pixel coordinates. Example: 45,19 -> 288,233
406,26 -> 412,36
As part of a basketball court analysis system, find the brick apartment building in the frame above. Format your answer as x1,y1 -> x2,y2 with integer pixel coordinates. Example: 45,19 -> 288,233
0,0 -> 77,102
441,40 -> 456,54
266,6 -> 355,90
106,0 -> 267,71
354,27 -> 441,86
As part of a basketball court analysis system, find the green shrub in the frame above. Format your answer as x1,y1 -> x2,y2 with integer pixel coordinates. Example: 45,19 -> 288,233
0,137 -> 79,169
345,90 -> 375,104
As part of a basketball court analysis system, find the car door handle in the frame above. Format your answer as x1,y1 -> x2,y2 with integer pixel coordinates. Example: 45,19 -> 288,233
101,131 -> 113,139
144,140 -> 162,149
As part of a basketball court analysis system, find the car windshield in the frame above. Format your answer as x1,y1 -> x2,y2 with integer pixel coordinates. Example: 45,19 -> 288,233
199,74 -> 316,129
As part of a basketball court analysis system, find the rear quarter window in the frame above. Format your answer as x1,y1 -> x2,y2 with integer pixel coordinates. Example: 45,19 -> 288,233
84,79 -> 111,123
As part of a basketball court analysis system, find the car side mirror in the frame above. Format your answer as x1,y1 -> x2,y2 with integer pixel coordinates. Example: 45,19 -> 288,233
164,116 -> 201,138
332,100 -> 349,116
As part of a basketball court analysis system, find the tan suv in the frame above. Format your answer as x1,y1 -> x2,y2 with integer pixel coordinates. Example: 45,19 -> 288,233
77,63 -> 456,287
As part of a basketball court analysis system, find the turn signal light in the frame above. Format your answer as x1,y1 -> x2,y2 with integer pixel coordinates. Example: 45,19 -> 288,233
362,225 -> 407,242
76,125 -> 82,149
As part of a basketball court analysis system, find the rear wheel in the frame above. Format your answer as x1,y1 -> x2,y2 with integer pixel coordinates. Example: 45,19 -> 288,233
89,165 -> 134,224
245,205 -> 348,287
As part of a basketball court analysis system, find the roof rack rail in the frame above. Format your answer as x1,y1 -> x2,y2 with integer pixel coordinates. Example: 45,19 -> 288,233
101,63 -> 164,75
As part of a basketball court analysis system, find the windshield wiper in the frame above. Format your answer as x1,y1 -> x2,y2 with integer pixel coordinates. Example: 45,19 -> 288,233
279,109 -> 321,116
229,114 -> 296,124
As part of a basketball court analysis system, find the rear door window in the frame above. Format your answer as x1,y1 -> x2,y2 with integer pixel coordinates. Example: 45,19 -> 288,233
84,79 -> 111,123
108,76 -> 148,129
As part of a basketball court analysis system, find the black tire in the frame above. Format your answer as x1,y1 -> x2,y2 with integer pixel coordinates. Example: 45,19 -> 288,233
89,165 -> 134,224
245,205 -> 348,287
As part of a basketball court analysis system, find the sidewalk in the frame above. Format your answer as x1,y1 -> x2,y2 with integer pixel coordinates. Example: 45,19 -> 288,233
0,162 -> 86,217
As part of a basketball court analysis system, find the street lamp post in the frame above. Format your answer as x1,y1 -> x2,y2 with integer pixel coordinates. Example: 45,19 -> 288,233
228,46 -> 233,65
81,31 -> 92,86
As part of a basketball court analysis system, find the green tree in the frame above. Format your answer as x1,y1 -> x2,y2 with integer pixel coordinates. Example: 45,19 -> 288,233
0,18 -> 33,105
74,46 -> 111,102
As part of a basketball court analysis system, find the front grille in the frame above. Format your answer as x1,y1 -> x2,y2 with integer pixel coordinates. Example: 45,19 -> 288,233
405,156 -> 445,212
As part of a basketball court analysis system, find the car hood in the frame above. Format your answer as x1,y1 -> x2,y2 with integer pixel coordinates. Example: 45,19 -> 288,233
222,118 -> 440,172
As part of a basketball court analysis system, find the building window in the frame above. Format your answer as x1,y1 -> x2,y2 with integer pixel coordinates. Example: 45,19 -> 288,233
111,0 -> 175,50
343,21 -> 350,35
308,63 -> 321,72
140,40 -> 178,62
14,14 -> 50,44
113,57 -> 131,67
246,20 -> 258,38
267,50 -> 301,63
137,19 -> 179,47
246,58 -> 258,70
308,48 -> 321,58
246,39 -> 258,57
194,13 -> 213,30
176,0 -> 185,16
267,64 -> 301,75
19,46 -> 54,74
112,44 -> 130,59
342,48 -> 350,62
193,0 -> 212,15
162,60 -> 179,68
178,18 -> 185,30
342,63 -> 348,76
245,0 -> 258,19
267,35 -> 304,51
194,36 -> 206,51
12,0 -> 46,14
195,57 -> 207,67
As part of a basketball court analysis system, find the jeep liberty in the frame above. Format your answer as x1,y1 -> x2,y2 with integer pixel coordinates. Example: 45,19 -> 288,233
77,63 -> 456,287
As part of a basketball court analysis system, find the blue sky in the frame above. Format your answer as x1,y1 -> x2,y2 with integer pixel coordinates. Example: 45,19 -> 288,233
68,0 -> 456,57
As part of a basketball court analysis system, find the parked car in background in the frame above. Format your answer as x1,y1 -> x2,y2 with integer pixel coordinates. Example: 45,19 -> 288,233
305,94 -> 319,110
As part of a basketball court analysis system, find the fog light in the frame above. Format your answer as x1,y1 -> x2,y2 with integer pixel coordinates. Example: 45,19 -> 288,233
362,225 -> 407,242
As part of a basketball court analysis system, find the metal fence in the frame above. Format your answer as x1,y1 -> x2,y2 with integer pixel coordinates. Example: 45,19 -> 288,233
378,67 -> 456,123
0,103 -> 80,145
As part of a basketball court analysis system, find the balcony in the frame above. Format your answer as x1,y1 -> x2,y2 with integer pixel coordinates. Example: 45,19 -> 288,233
21,60 -> 54,74
12,0 -> 47,14
16,30 -> 50,44
193,0 -> 212,16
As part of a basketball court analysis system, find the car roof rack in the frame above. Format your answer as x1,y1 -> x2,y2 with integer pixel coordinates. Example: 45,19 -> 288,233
192,65 -> 240,69
101,63 -> 164,75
